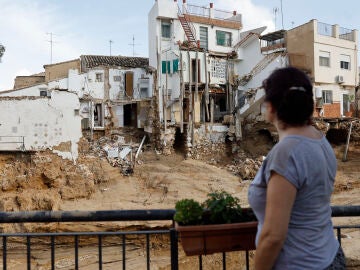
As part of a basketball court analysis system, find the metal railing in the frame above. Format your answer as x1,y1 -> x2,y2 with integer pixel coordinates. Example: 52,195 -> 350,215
339,27 -> 354,41
0,206 -> 359,269
317,22 -> 333,37
185,4 -> 240,23
0,136 -> 25,151
186,4 -> 210,17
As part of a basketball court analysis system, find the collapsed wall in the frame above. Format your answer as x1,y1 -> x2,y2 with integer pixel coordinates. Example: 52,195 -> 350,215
0,91 -> 82,160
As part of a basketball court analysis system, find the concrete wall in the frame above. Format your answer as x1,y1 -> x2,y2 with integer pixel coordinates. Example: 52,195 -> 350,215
287,20 -> 315,76
313,20 -> 358,86
0,91 -> 82,160
44,59 -> 80,82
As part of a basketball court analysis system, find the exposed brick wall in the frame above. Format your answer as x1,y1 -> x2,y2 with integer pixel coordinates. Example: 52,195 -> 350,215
323,102 -> 341,118
185,15 -> 242,30
44,59 -> 80,82
14,76 -> 45,89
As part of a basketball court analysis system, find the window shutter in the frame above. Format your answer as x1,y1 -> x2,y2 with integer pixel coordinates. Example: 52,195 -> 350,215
173,59 -> 179,72
162,61 -> 167,74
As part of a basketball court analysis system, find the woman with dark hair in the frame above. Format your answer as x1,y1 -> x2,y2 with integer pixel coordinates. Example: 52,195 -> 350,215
248,67 -> 345,269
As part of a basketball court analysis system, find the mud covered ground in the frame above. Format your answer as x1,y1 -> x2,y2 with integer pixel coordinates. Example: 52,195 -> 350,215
0,135 -> 359,269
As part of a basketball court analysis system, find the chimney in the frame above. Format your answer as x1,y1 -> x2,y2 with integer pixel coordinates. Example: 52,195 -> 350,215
210,3 -> 213,8
233,11 -> 237,16
183,0 -> 186,3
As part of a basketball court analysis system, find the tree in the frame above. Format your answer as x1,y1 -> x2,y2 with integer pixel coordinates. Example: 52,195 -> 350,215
0,43 -> 5,62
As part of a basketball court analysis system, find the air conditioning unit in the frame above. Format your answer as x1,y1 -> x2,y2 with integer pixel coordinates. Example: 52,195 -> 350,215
336,75 -> 344,84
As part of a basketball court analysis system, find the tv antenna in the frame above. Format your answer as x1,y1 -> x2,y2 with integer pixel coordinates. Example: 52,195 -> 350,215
280,0 -> 284,29
128,35 -> 140,56
273,7 -> 278,30
46,32 -> 57,64
109,40 -> 114,56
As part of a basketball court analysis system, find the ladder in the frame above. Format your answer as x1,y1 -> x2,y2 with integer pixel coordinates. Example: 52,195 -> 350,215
177,6 -> 197,46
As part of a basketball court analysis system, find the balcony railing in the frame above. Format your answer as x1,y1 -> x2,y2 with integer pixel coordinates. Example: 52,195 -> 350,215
317,22 -> 333,37
185,4 -> 240,22
0,206 -> 359,269
186,4 -> 210,17
339,27 -> 355,41
0,136 -> 25,151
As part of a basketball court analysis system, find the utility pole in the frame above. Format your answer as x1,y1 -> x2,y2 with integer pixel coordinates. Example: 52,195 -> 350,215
109,40 -> 113,56
46,32 -> 56,64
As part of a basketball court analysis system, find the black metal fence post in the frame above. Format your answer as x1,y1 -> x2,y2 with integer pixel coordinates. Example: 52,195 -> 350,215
170,228 -> 179,270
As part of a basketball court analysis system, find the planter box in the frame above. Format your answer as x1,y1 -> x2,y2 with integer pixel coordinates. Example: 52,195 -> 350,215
175,221 -> 258,256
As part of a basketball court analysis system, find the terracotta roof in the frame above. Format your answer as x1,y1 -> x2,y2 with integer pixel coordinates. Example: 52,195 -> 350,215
81,55 -> 149,69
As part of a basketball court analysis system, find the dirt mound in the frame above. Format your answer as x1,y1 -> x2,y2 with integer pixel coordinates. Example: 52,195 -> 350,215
0,149 -> 109,215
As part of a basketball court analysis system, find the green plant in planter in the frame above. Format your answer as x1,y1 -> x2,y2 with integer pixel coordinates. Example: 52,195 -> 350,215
174,199 -> 203,225
203,191 -> 243,224
174,191 -> 255,226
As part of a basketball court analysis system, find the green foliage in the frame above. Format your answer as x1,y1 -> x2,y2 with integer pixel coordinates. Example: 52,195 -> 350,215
174,191 -> 253,226
203,191 -> 243,224
174,199 -> 203,225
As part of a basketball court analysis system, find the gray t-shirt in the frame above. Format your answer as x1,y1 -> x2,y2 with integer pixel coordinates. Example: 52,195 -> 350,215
248,135 -> 339,269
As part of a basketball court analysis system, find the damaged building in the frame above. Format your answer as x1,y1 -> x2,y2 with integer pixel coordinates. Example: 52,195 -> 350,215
0,56 -> 155,160
0,0 -> 358,162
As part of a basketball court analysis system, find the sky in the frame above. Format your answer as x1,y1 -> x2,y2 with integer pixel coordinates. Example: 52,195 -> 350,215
0,0 -> 359,90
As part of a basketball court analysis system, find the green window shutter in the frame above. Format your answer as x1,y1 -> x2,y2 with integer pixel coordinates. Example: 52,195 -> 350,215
167,61 -> 171,73
162,61 -> 166,74
173,59 -> 179,72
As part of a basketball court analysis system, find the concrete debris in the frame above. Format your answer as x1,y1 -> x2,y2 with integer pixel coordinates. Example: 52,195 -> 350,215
339,121 -> 360,141
313,119 -> 330,134
91,135 -> 148,176
226,153 -> 263,180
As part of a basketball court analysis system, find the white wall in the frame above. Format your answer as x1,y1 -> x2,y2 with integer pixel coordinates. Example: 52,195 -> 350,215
0,83 -> 48,97
235,37 -> 263,76
0,91 -> 82,160
314,43 -> 357,86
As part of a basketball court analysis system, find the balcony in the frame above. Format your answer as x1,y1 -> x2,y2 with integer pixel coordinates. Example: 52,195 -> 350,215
259,30 -> 286,53
1,206 -> 359,269
317,22 -> 356,42
182,3 -> 242,30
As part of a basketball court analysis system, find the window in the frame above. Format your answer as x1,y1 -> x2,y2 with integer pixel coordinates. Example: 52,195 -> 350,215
216,31 -> 232,46
173,59 -> 179,72
95,73 -> 103,82
113,75 -> 121,81
140,88 -> 148,98
340,54 -> 351,70
39,90 -> 47,97
211,59 -> 226,79
322,90 -> 333,104
199,26 -> 208,50
319,51 -> 330,67
343,94 -> 350,112
162,61 -> 171,74
161,21 -> 171,38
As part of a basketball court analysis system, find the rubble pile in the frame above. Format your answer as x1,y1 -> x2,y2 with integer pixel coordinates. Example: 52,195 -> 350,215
188,142 -> 227,161
313,119 -> 330,134
226,151 -> 264,180
339,120 -> 360,141
91,135 -> 147,175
